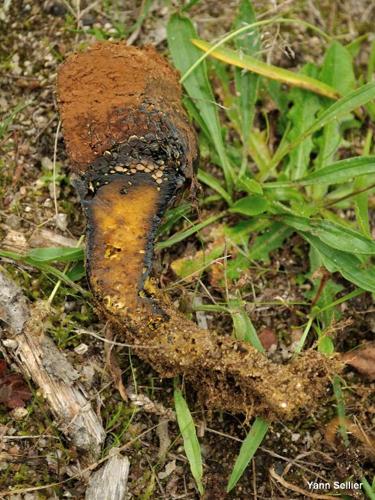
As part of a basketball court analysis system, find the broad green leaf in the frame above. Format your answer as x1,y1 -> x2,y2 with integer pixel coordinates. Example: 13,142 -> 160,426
192,39 -> 340,99
281,215 -> 375,255
226,252 -> 252,282
312,119 -> 345,198
267,186 -> 306,204
298,155 -> 375,186
313,41 -> 355,198
316,280 -> 343,327
320,41 -> 355,96
285,64 -> 321,180
301,233 -> 375,293
167,15 -> 233,188
27,247 -> 84,263
238,175 -> 263,195
233,0 -> 260,147
318,335 -> 335,355
174,386 -> 204,495
230,195 -> 268,216
248,222 -> 293,262
227,417 -> 269,492
66,262 -> 86,282
228,297 -> 265,352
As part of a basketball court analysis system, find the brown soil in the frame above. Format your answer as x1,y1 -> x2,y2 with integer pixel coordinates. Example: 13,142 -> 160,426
58,42 -> 338,421
57,42 -> 197,174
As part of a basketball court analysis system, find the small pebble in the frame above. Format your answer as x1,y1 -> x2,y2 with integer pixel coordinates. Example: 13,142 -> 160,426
115,165 -> 126,172
74,343 -> 88,355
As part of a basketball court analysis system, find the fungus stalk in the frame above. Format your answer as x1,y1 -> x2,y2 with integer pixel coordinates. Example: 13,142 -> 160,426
57,42 -> 338,421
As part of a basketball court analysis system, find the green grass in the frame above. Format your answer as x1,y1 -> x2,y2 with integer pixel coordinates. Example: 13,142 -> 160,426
166,0 -> 375,493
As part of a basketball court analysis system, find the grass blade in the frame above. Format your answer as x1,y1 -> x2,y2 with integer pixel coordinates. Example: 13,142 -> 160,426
0,102 -> 29,140
156,212 -> 224,250
227,417 -> 269,492
174,385 -> 204,495
0,249 -> 87,294
197,169 -> 232,205
362,476 -> 375,500
192,39 -> 339,99
299,81 -> 375,139
181,17 -> 332,85
265,156 -> 375,187
354,130 -> 373,237
273,82 -> 375,165
332,375 -> 349,446
167,14 -> 233,189
27,247 -> 84,263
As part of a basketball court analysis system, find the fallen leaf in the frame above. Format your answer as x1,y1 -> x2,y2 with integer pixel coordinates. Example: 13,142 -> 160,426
342,343 -> 375,380
325,416 -> 375,458
104,328 -> 128,402
258,328 -> 278,350
0,359 -> 32,409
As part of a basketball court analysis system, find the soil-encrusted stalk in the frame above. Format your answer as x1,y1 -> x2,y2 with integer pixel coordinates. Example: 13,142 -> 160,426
57,42 -> 338,421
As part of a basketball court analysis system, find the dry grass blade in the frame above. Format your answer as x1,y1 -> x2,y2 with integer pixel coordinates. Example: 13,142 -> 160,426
192,39 -> 340,99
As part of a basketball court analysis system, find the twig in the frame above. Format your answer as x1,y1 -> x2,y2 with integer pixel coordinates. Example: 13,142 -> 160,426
269,467 -> 338,499
52,120 -> 61,217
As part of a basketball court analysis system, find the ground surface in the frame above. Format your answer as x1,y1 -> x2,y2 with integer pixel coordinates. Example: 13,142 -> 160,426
0,1 -> 374,499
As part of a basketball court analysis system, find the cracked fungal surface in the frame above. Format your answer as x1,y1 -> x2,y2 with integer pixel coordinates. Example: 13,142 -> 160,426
57,42 -> 339,421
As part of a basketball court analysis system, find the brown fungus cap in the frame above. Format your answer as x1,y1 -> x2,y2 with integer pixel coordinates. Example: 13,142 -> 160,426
57,42 -> 197,177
